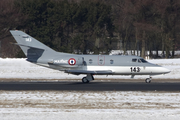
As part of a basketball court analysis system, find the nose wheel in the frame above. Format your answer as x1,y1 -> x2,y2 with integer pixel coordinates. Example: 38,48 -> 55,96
145,77 -> 152,83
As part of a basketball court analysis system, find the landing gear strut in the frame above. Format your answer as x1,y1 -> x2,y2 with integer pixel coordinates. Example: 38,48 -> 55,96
145,77 -> 152,83
82,74 -> 94,83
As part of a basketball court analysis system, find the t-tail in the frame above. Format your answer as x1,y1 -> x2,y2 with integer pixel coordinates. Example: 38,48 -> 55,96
10,30 -> 59,62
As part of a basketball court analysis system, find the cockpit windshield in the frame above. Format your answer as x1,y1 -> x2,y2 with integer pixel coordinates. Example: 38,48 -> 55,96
132,58 -> 148,63
140,59 -> 148,63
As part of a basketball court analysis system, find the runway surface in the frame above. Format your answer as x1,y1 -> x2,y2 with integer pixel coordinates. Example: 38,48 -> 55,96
0,81 -> 180,91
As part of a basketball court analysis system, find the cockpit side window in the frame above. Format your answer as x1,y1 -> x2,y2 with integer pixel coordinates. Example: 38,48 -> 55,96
140,59 -> 147,63
132,59 -> 137,62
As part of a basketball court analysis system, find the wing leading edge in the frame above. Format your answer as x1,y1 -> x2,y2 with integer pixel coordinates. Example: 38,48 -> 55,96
65,70 -> 113,75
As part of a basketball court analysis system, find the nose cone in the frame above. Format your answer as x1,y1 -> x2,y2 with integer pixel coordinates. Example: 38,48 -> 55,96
162,67 -> 171,74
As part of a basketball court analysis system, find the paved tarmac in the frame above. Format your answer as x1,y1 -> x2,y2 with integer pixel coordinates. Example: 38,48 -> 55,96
0,81 -> 180,91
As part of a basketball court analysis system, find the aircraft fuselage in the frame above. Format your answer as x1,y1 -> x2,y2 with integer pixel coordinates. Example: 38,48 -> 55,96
36,54 -> 170,76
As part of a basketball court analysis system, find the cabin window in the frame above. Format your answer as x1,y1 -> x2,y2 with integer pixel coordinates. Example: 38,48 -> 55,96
110,59 -> 114,64
99,59 -> 103,64
132,59 -> 137,62
89,59 -> 93,64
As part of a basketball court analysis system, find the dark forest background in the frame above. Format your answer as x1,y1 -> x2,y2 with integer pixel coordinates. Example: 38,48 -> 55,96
0,0 -> 180,58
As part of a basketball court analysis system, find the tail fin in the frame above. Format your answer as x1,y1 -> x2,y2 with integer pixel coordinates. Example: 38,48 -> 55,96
10,30 -> 56,62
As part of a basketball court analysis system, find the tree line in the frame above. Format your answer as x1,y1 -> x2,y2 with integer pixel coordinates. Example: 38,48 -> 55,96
0,0 -> 180,58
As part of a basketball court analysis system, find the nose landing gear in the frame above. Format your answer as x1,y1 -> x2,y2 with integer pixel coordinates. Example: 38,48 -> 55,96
145,77 -> 152,83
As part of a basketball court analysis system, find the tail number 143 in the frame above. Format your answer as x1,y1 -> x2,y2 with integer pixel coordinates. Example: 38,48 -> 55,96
130,67 -> 141,72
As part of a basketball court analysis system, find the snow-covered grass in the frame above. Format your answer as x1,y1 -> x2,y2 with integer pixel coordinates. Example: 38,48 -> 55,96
0,91 -> 180,120
0,58 -> 180,120
0,58 -> 179,79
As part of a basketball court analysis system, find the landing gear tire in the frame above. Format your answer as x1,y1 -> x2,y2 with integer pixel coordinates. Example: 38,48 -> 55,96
82,77 -> 89,83
145,78 -> 151,83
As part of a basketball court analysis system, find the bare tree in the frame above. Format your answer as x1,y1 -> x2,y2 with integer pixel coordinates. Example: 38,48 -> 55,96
0,0 -> 27,57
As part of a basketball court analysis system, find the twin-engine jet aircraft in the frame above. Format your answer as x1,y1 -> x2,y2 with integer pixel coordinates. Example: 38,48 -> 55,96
10,30 -> 170,83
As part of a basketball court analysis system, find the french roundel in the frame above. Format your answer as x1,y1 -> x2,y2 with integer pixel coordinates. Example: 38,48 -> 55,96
68,58 -> 76,65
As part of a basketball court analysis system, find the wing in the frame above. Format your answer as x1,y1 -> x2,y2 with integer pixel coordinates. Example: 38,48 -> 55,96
65,70 -> 113,75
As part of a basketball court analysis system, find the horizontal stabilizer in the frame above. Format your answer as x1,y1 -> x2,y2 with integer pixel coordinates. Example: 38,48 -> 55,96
65,70 -> 113,75
13,43 -> 45,50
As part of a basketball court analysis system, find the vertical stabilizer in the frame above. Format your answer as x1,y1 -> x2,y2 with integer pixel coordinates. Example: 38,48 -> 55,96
10,30 -> 57,62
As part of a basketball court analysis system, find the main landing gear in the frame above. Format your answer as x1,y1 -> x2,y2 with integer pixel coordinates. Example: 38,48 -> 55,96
82,77 -> 89,83
82,74 -> 94,83
145,77 -> 152,83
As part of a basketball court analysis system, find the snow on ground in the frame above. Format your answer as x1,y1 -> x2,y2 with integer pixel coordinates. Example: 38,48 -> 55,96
0,58 -> 180,120
0,58 -> 179,79
0,91 -> 180,120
